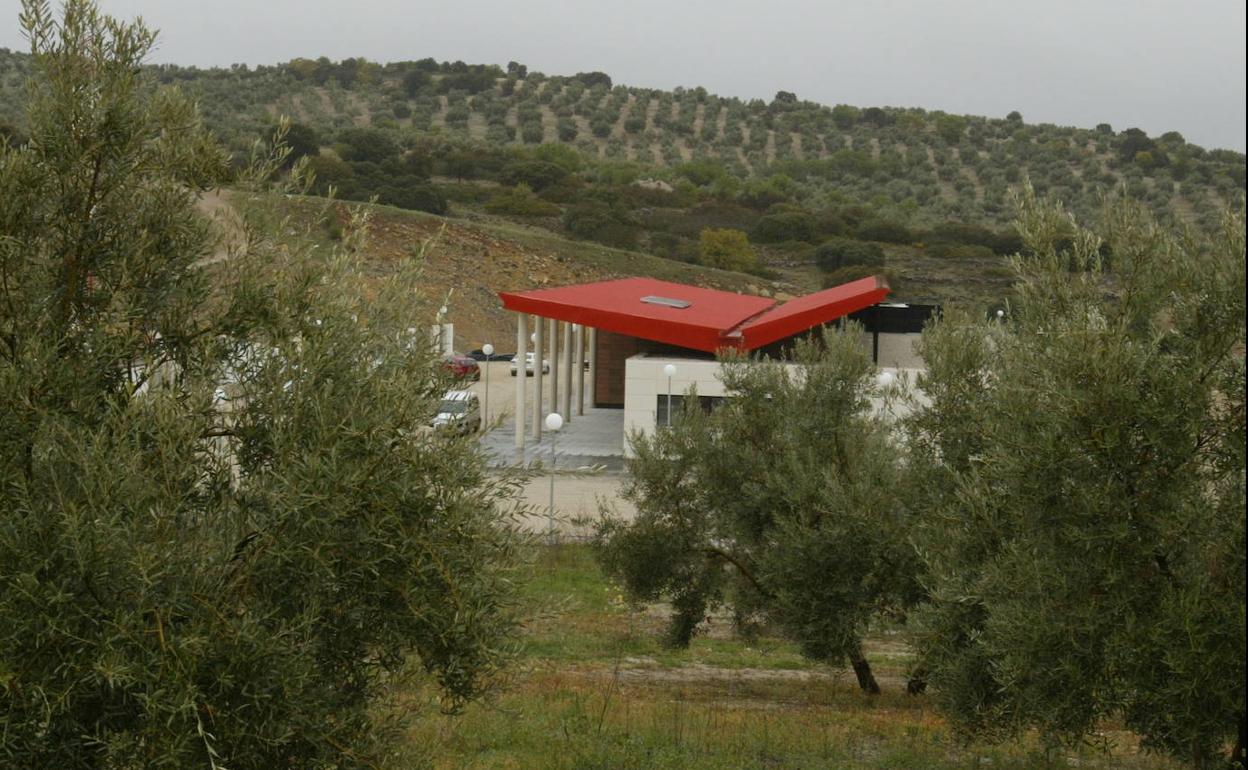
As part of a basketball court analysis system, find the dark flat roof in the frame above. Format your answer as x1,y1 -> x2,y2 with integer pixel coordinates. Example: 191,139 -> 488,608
499,275 -> 891,353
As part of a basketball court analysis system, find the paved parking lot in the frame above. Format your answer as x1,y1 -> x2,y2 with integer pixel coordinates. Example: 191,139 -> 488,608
466,361 -> 637,537
470,362 -> 627,467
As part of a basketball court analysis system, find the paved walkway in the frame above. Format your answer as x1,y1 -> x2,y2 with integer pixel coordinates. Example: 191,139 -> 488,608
479,406 -> 626,471
466,362 -> 636,537
470,362 -> 628,471
512,474 -> 638,540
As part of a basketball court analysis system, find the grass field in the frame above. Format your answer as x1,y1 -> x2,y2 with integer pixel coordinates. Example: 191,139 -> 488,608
404,545 -> 1180,770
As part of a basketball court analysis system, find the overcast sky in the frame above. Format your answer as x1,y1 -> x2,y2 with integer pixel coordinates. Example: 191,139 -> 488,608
2,0 -> 1244,151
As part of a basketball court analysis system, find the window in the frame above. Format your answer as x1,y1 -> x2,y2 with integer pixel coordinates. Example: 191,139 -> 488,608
655,394 -> 725,427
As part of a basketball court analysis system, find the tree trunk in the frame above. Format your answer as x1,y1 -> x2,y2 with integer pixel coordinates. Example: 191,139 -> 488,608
848,646 -> 880,695
1231,712 -> 1245,769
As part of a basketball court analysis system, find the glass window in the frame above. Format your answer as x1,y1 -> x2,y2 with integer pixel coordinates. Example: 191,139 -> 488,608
655,394 -> 724,426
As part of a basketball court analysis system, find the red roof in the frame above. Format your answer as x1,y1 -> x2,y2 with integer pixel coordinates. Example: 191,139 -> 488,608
737,276 -> 891,349
498,275 -> 889,353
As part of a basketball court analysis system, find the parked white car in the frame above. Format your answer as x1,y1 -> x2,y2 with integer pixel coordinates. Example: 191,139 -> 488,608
430,390 -> 482,434
509,352 -> 551,377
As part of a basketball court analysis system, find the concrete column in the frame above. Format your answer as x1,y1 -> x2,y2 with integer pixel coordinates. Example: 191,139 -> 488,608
588,327 -> 597,409
548,318 -> 559,417
560,321 -> 573,421
574,324 -> 585,416
532,316 -> 543,441
514,312 -> 526,450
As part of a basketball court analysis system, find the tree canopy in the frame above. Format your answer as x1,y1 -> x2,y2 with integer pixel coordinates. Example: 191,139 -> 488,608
908,188 -> 1246,768
0,3 -> 524,767
596,332 -> 919,693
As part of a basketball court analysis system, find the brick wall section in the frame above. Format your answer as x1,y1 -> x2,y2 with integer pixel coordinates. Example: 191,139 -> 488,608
593,330 -> 642,407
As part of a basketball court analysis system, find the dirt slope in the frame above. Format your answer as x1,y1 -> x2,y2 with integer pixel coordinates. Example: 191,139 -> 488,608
236,194 -> 790,354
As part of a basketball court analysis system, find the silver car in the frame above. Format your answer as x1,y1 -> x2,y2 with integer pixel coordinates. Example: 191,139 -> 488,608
431,390 -> 482,434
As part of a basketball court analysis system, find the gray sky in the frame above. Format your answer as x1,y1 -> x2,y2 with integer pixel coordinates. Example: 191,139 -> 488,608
2,0 -> 1244,151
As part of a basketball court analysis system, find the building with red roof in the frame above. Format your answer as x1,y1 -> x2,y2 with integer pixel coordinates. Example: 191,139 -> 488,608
497,274 -> 933,454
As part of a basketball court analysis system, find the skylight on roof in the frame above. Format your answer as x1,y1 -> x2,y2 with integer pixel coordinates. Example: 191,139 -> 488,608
641,295 -> 692,309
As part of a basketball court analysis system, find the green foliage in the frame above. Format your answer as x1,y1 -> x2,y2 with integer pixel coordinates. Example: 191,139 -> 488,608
0,4 -> 523,767
822,264 -> 893,289
596,333 -> 917,692
831,104 -> 859,129
533,141 -> 584,172
574,71 -> 612,89
436,64 -> 500,94
375,181 -> 447,214
925,221 -> 1022,255
484,183 -> 561,216
2,38 -> 1241,241
934,114 -> 968,144
562,199 -> 638,249
268,121 -> 319,169
307,152 -> 353,192
2,7 -> 1241,305
924,241 -> 996,259
751,210 -> 818,244
0,118 -> 25,146
854,218 -> 913,244
908,188 -> 1246,767
402,68 -> 430,95
697,227 -> 757,271
501,158 -> 569,191
335,127 -> 398,163
814,237 -> 885,272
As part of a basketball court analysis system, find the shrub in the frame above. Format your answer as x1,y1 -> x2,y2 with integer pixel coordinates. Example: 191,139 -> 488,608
563,200 -> 638,249
698,227 -> 757,271
822,264 -> 892,288
751,211 -> 818,244
814,237 -> 886,272
268,121 -> 319,168
853,218 -> 912,244
926,241 -> 996,260
484,184 -> 561,216
335,127 -> 398,163
520,122 -> 544,144
308,153 -> 353,195
377,182 -> 448,214
499,159 -> 568,191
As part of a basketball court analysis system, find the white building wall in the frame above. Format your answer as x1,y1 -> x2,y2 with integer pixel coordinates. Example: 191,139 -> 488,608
623,355 -> 725,456
860,331 -> 925,369
623,353 -> 926,457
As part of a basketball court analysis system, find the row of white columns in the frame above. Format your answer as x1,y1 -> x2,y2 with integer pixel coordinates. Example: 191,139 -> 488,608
513,313 -> 595,450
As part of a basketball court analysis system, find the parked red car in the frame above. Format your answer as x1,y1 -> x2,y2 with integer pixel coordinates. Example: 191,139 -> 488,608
443,353 -> 481,381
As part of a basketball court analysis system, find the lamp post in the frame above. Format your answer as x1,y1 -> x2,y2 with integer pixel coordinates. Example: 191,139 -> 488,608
545,412 -> 563,543
481,342 -> 493,428
663,363 -> 677,428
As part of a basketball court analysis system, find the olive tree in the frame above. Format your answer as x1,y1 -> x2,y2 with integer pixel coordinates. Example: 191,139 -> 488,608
0,3 -> 524,767
596,331 -> 921,693
908,187 -> 1245,767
